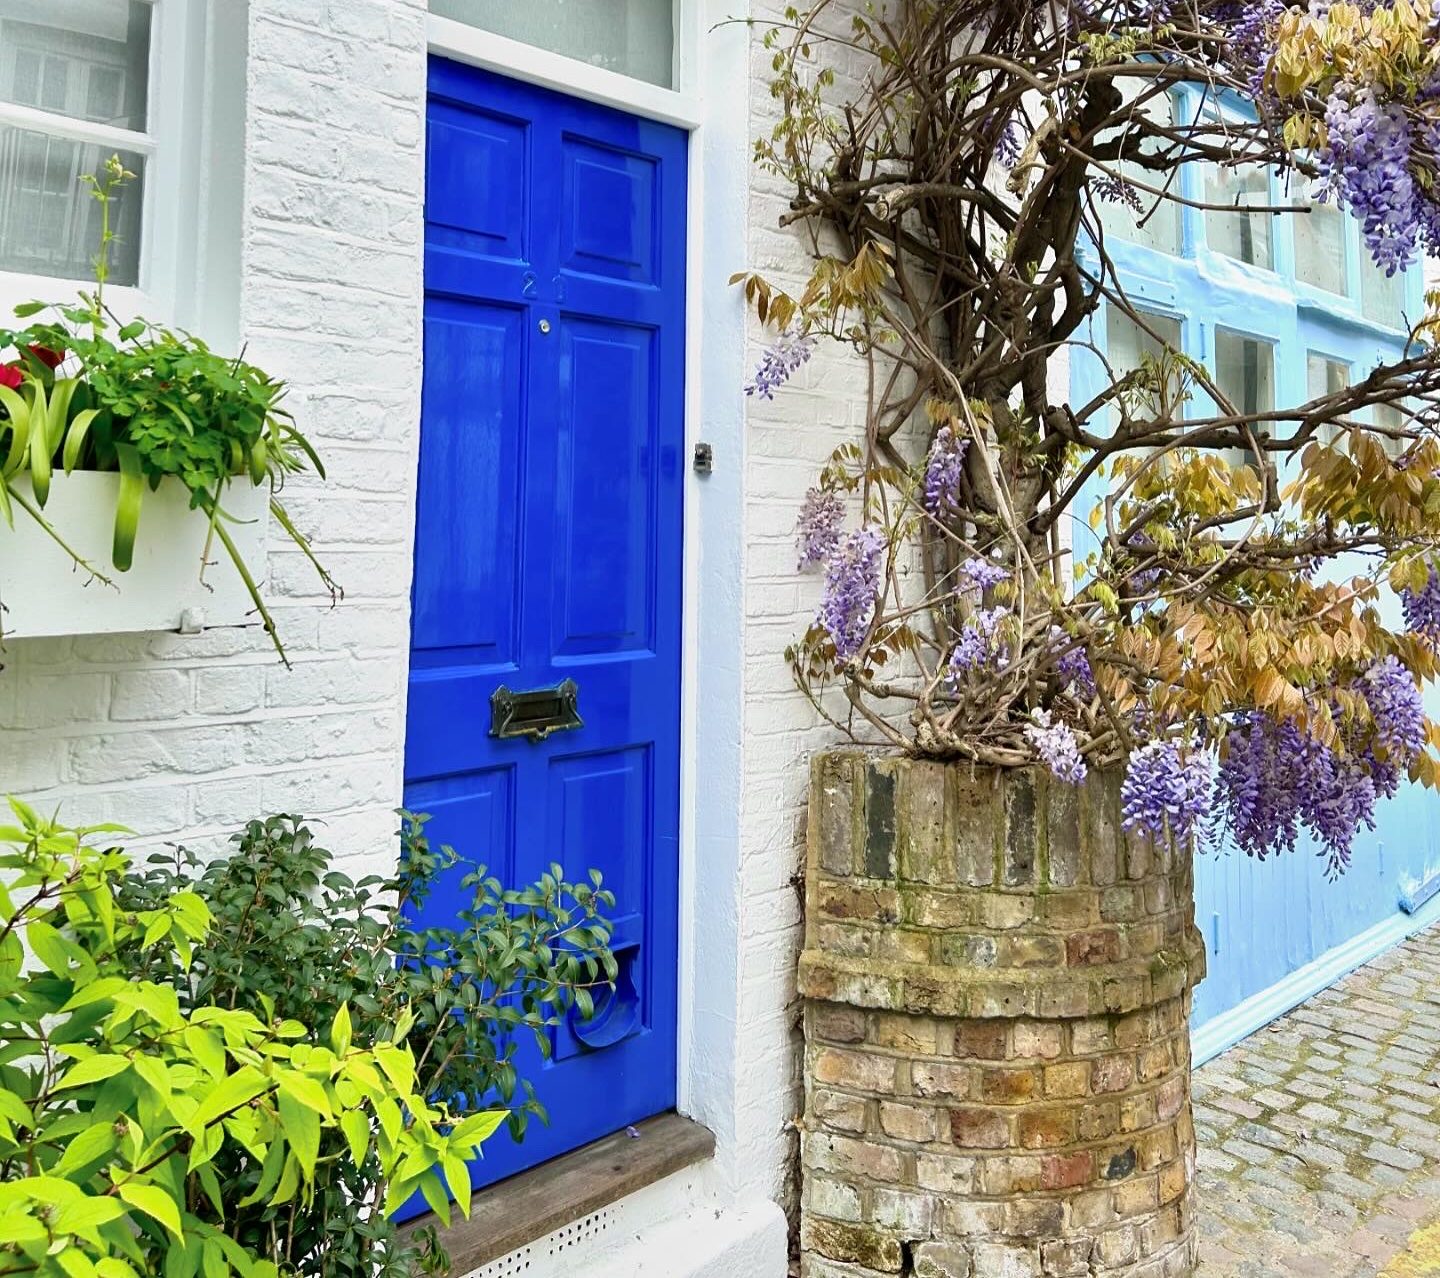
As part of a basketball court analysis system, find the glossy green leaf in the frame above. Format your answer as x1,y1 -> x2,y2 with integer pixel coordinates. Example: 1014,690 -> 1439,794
112,442 -> 144,571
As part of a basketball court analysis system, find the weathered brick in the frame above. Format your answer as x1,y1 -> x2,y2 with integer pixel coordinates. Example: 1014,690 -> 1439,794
981,1068 -> 1038,1105
971,1242 -> 1040,1278
950,1108 -> 1010,1149
807,1175 -> 864,1223
813,1088 -> 869,1134
871,1188 -> 934,1237
912,1242 -> 972,1278
1044,1062 -> 1092,1099
813,1005 -> 869,1044
913,1062 -> 972,1100
875,1013 -> 936,1054
1066,929 -> 1120,967
954,1021 -> 1009,1060
1091,1056 -> 1135,1094
1018,1108 -> 1077,1150
880,1101 -> 939,1144
1001,934 -> 1067,969
819,758 -> 859,876
803,1219 -> 904,1273
1012,1022 -> 1065,1060
1006,1199 -> 1065,1238
814,1048 -> 897,1093
980,1154 -> 1044,1195
916,1153 -> 976,1195
1041,1151 -> 1095,1191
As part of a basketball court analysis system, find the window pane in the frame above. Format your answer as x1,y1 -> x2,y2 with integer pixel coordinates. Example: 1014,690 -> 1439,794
0,2 -> 151,132
1214,331 -> 1274,416
1361,255 -> 1407,329
1098,95 -> 1180,255
1294,199 -> 1347,296
1205,166 -> 1273,268
1374,400 -> 1411,458
1306,354 -> 1349,401
1107,308 -> 1183,425
1307,353 -> 1349,445
431,0 -> 675,89
0,127 -> 143,284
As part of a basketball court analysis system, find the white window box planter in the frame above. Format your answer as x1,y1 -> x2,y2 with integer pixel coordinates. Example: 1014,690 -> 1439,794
0,472 -> 270,639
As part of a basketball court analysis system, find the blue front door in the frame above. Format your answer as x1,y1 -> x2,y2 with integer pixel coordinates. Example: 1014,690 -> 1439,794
405,59 -> 687,1191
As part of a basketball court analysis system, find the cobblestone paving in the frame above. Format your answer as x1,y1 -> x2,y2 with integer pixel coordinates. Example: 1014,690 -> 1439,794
1193,923 -> 1440,1276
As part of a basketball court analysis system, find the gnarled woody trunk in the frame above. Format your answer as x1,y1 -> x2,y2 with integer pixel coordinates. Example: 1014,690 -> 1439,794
798,753 -> 1206,1278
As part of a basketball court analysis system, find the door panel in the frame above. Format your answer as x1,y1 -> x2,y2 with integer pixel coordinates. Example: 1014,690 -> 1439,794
405,59 -> 687,1199
411,299 -> 526,663
555,319 -> 657,654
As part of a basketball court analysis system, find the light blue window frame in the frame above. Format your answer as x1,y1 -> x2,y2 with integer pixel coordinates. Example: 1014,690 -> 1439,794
1071,82 -> 1425,570
1070,83 -> 1438,1056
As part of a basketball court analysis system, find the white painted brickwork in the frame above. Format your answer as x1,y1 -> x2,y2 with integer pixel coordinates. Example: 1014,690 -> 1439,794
0,0 -> 429,882
734,0 -> 878,1212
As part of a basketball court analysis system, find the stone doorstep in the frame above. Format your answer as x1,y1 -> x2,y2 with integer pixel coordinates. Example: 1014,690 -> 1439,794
399,1112 -> 716,1273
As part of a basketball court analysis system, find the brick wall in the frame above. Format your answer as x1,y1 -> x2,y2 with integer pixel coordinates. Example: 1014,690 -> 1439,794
735,0 -> 882,1204
798,754 -> 1205,1277
0,0 -> 428,881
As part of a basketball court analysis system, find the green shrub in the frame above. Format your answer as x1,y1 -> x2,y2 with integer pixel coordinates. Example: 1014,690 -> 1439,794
0,801 -> 500,1278
116,812 -> 617,1276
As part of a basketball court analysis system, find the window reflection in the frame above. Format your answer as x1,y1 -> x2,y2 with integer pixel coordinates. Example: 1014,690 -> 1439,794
1205,166 -> 1273,269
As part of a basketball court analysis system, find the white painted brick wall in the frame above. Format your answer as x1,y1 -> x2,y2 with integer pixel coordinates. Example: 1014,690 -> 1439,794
733,0 -> 879,1205
0,0 -> 428,881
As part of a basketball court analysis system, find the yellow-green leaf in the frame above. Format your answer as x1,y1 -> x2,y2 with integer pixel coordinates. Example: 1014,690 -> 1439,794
116,1181 -> 183,1240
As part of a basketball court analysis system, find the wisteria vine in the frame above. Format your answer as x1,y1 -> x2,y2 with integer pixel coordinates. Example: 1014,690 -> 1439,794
747,0 -> 1440,873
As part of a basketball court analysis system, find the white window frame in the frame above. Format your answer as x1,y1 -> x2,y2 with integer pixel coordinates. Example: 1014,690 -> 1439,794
0,0 -> 236,335
427,0 -> 700,129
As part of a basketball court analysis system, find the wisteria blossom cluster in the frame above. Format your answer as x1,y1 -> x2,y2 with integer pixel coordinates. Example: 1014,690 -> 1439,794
750,0 -> 1440,872
1271,1 -> 1440,272
744,328 -> 816,400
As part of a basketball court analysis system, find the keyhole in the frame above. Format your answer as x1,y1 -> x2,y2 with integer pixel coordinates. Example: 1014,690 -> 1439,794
539,319 -> 551,334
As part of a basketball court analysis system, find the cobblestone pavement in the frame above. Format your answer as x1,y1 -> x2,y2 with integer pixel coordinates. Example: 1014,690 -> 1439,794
1193,922 -> 1440,1276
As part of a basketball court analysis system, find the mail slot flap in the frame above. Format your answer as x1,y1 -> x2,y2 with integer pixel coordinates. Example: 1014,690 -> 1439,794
490,679 -> 583,742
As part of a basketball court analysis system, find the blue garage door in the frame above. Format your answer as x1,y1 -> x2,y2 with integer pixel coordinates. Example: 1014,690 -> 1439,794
405,59 -> 688,1192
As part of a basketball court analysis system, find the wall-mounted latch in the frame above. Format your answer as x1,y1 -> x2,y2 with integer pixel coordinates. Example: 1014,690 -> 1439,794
693,442 -> 714,475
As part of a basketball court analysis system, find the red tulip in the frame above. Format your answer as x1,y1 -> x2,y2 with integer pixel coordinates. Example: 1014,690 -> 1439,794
0,365 -> 22,390
27,345 -> 63,370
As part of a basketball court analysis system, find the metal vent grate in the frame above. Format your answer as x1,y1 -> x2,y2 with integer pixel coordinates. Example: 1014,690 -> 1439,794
545,1207 -> 616,1255
471,1245 -> 533,1278
467,1204 -> 622,1278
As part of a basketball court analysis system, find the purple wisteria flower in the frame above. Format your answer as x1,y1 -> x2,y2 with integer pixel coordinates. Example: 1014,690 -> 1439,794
1121,740 -> 1212,845
1401,568 -> 1440,642
959,557 -> 1010,593
1050,629 -> 1097,700
796,487 -> 845,571
817,526 -> 886,662
1319,89 -> 1418,275
1025,710 -> 1087,785
745,329 -> 816,399
1212,660 -> 1424,875
949,606 -> 1008,676
1362,655 -> 1426,761
924,426 -> 968,517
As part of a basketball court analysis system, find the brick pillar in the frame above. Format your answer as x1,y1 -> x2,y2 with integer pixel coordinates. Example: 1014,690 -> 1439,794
798,753 -> 1206,1278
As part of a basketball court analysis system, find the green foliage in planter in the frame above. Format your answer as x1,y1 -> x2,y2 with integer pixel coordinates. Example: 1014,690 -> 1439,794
0,800 -> 501,1278
116,812 -> 618,1277
0,157 -> 335,663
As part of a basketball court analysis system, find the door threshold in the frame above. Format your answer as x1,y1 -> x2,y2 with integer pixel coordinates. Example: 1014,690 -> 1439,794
400,1112 -> 716,1273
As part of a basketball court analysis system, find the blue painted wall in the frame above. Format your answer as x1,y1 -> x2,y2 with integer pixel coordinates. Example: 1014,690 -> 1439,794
1069,84 -> 1435,1040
